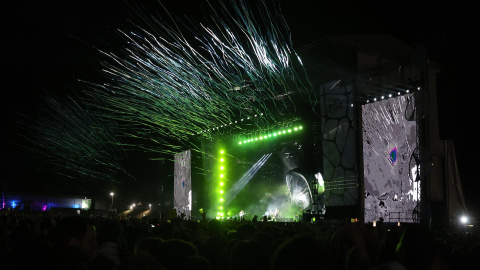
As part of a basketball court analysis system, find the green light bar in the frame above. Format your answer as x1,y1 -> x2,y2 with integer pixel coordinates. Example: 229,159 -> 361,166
237,125 -> 303,146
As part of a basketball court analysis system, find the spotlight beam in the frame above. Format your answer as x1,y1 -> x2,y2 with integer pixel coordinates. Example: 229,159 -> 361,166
227,153 -> 272,204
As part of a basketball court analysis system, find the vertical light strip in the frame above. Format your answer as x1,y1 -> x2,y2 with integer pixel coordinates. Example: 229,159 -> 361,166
217,149 -> 226,219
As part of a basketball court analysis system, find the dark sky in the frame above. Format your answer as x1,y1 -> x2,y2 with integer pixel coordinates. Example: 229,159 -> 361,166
1,1 -> 479,212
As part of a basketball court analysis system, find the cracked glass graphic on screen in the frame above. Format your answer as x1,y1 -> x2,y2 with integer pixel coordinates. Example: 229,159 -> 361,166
174,150 -> 192,218
362,94 -> 418,223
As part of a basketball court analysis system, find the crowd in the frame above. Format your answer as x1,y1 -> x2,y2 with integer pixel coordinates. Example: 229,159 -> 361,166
0,209 -> 479,270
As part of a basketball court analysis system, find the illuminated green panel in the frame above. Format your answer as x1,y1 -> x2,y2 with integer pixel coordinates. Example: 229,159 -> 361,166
216,148 -> 226,215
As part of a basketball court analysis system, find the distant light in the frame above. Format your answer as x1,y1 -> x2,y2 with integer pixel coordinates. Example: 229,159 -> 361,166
398,92 -> 401,95
381,96 -> 384,99
460,216 -> 468,224
110,192 -> 114,196
406,90 -> 410,93
374,98 -> 377,101
220,174 -> 224,178
417,87 -> 421,90
132,204 -> 136,207
350,104 -> 353,107
220,158 -> 224,162
388,94 -> 392,97
220,182 -> 224,186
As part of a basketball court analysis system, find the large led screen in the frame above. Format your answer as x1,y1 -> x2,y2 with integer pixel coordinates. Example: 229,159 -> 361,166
220,130 -> 316,221
174,150 -> 192,218
362,94 -> 419,223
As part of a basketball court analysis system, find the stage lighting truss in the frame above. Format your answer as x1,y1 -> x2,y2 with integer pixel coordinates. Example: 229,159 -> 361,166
236,125 -> 303,146
363,81 -> 422,105
196,112 -> 265,135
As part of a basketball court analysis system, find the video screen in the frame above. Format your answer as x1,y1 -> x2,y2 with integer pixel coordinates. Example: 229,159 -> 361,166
224,132 -> 312,220
362,94 -> 419,223
174,150 -> 192,218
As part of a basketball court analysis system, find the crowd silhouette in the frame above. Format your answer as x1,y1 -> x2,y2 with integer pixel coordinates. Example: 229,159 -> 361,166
0,209 -> 479,270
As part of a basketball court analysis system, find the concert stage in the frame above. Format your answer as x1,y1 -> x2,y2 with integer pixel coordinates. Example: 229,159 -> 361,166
172,76 -> 436,224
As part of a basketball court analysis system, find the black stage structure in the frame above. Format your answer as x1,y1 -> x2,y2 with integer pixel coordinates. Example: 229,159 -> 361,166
172,35 -> 464,228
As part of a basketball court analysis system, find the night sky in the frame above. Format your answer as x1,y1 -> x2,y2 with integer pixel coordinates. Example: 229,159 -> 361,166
1,1 -> 479,214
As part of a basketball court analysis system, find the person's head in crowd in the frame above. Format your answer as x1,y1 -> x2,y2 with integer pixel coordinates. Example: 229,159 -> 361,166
182,255 -> 212,270
118,252 -> 167,270
272,234 -> 334,270
134,236 -> 164,256
396,225 -> 442,270
96,219 -> 122,246
237,223 -> 257,241
153,238 -> 198,269
51,215 -> 97,265
229,240 -> 269,270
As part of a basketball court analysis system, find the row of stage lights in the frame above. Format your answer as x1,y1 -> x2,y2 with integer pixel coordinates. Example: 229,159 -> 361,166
197,113 -> 265,135
364,87 -> 419,104
237,125 -> 303,145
